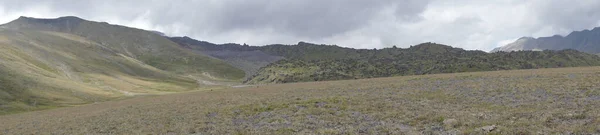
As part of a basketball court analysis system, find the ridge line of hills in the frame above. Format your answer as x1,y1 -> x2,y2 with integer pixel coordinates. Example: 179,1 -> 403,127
167,35 -> 600,84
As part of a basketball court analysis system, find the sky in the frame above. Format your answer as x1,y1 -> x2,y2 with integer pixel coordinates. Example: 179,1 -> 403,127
1,0 -> 599,51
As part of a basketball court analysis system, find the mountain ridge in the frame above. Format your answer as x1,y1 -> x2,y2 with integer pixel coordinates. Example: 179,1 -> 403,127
245,42 -> 600,84
2,16 -> 245,80
166,36 -> 600,84
492,26 -> 600,54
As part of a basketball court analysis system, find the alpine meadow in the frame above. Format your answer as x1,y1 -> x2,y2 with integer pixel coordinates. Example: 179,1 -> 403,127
2,1 -> 600,134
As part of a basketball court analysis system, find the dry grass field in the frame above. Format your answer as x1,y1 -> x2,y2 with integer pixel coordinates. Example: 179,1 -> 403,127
2,67 -> 600,134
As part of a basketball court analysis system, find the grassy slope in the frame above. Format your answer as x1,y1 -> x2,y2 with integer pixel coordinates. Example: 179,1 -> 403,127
1,66 -> 599,134
73,21 -> 244,80
0,29 -> 202,114
246,43 -> 600,84
2,16 -> 245,80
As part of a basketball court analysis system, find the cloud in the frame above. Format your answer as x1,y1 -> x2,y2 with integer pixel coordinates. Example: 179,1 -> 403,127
0,0 -> 599,51
533,0 -> 600,35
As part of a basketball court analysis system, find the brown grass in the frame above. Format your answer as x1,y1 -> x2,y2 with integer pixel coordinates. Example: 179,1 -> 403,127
1,66 -> 600,134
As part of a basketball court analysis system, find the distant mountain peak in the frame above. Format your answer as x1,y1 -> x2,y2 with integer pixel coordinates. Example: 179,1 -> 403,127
518,37 -> 534,40
2,16 -> 88,31
16,16 -> 29,19
493,26 -> 600,53
13,16 -> 85,23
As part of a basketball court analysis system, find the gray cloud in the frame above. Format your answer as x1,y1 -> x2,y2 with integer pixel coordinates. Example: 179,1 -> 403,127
534,0 -> 600,35
196,0 -> 399,37
0,0 -> 599,51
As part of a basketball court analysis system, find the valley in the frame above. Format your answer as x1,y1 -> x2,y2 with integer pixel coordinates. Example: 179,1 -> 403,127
2,16 -> 600,115
0,16 -> 600,134
1,0 -> 599,134
1,66 -> 599,134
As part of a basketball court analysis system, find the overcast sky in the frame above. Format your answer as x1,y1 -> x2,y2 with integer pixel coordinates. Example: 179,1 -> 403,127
1,0 -> 599,51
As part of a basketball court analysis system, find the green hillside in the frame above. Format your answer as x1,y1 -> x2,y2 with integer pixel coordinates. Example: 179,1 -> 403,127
0,29 -> 215,114
2,16 -> 244,80
245,43 -> 600,84
0,16 -> 246,114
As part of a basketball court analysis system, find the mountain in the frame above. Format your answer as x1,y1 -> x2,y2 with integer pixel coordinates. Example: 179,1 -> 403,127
492,27 -> 600,54
168,37 -> 600,84
2,16 -> 600,114
169,37 -> 370,78
246,43 -> 600,84
169,36 -> 284,78
0,16 -> 244,114
2,16 -> 244,79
